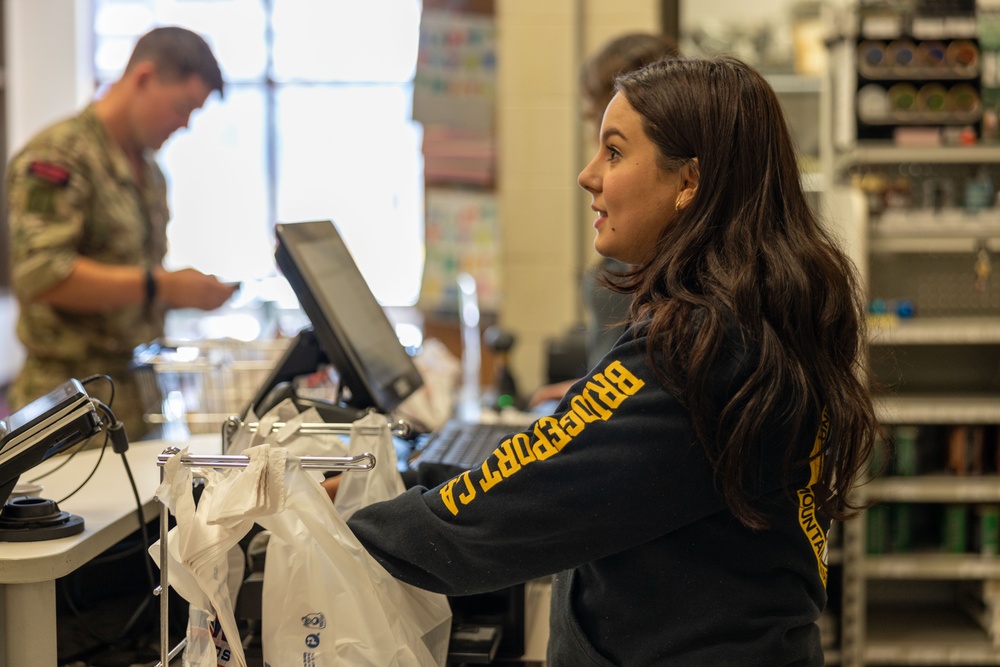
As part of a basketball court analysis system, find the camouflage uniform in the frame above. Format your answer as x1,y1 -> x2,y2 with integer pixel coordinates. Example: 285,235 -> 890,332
7,105 -> 169,441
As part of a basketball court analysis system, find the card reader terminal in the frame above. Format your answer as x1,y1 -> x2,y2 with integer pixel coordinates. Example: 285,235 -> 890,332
0,379 -> 102,508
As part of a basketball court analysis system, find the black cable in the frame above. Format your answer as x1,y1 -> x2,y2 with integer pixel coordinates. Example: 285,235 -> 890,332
53,386 -> 161,652
118,435 -> 159,591
91,398 -> 158,595
54,430 -> 109,504
79,373 -> 115,411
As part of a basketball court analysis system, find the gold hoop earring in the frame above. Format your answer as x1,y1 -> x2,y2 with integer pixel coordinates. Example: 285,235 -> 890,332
675,195 -> 683,212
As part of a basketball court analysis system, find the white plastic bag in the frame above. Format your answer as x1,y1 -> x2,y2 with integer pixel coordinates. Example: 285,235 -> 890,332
395,338 -> 461,432
151,444 -> 286,667
333,411 -> 406,520
226,399 -> 350,459
259,411 -> 452,666
153,408 -> 451,667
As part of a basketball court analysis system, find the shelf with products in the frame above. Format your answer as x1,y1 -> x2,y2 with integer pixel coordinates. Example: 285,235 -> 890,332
862,242 -> 1000,321
846,161 -> 997,217
824,4 -> 1000,664
851,541 -> 1000,663
854,36 -> 983,142
840,415 -> 1000,665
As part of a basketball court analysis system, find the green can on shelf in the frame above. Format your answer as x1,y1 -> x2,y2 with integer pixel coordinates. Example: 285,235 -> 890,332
891,503 -> 913,552
943,504 -> 968,554
867,504 -> 891,554
893,426 -> 919,476
978,505 -> 1000,556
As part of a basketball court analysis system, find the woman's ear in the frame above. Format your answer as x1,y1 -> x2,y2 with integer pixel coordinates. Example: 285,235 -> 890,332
675,159 -> 700,211
683,158 -> 700,188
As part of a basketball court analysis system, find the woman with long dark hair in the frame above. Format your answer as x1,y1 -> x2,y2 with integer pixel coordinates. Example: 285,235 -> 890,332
341,55 -> 879,666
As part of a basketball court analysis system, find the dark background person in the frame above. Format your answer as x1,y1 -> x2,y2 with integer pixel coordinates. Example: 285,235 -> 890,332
6,26 -> 237,440
530,32 -> 679,408
332,55 -> 879,665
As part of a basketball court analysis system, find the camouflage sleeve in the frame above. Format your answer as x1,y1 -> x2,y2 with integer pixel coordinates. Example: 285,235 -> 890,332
7,146 -> 91,301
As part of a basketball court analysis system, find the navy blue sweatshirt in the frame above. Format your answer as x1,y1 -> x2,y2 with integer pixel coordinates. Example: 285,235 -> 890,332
348,325 -> 830,666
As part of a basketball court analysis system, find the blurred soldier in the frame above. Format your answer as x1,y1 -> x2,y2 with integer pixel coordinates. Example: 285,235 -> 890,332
7,26 -> 237,440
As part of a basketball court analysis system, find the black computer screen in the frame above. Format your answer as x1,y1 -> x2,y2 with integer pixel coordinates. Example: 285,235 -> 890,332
272,220 -> 423,413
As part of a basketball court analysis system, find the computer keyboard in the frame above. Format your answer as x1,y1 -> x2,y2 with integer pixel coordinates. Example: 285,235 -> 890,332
416,420 -> 528,470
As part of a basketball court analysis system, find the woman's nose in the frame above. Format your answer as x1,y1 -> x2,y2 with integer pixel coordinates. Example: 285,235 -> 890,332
578,155 -> 600,193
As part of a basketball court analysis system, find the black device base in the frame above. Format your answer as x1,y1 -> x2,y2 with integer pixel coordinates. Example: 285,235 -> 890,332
0,496 -> 85,541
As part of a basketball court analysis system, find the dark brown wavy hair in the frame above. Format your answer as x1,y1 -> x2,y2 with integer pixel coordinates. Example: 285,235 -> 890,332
610,55 -> 879,529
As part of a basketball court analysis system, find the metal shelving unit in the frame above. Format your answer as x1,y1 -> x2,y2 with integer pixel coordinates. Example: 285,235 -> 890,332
823,5 -> 1000,663
835,143 -> 1000,173
870,210 -> 1000,253
870,317 -> 1000,344
875,395 -> 1000,424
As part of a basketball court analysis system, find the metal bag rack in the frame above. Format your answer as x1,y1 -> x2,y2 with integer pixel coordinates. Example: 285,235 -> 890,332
153,418 -> 384,667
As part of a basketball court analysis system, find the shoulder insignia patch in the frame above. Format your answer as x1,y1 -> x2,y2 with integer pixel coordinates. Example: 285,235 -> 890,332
27,161 -> 71,187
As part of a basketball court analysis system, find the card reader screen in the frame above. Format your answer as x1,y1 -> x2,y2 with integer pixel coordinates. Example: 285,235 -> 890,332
2,380 -> 87,451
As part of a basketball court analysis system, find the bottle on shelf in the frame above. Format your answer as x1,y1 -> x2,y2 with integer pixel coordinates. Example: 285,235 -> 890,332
964,167 -> 995,213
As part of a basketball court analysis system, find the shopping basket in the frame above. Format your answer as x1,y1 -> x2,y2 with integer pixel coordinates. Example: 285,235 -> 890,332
133,338 -> 292,435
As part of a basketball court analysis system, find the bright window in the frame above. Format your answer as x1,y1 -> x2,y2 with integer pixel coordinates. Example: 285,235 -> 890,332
93,0 -> 425,306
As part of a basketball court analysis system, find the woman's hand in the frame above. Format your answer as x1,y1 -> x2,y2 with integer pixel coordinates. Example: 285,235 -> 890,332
321,474 -> 341,503
528,379 -> 575,408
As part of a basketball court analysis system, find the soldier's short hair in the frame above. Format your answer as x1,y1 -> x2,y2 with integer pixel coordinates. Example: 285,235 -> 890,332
125,26 -> 224,97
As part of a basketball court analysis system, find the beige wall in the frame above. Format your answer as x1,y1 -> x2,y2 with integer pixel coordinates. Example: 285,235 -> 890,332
5,0 -> 94,158
495,0 -> 660,393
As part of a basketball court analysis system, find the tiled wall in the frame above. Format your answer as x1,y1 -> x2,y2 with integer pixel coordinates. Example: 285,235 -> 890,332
496,0 -> 659,392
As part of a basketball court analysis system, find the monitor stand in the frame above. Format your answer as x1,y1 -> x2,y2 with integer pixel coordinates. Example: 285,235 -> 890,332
245,328 -> 370,425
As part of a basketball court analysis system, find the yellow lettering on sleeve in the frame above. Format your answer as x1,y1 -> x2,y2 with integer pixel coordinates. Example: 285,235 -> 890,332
510,433 -> 537,466
604,359 -> 645,395
582,390 -> 613,419
458,470 -> 477,505
570,395 -> 605,424
440,477 -> 460,516
438,360 -> 646,517
559,409 -> 585,438
533,417 -> 567,460
479,459 -> 503,492
495,439 -> 522,478
585,373 -> 628,409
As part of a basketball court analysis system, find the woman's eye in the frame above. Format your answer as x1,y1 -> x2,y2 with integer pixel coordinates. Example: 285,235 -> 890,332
607,146 -> 621,160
